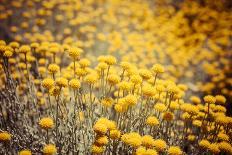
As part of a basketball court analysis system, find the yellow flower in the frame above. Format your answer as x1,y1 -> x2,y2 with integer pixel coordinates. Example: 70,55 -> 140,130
109,129 -> 121,140
130,75 -> 142,85
215,95 -> 226,104
154,103 -> 166,112
91,145 -> 104,154
101,98 -> 114,107
105,55 -> 117,65
19,150 -> 32,155
218,142 -> 232,153
153,139 -> 167,152
39,117 -> 54,129
163,112 -> 174,121
141,135 -> 155,148
204,95 -> 216,104
107,74 -> 120,85
93,123 -> 108,135
68,47 -> 82,59
84,73 -> 98,84
42,78 -> 54,89
168,146 -> 182,155
3,50 -> 13,58
146,116 -> 159,126
48,64 -> 60,74
56,77 -> 68,87
199,139 -> 210,149
124,94 -> 137,106
19,45 -> 30,53
0,131 -> 11,142
79,58 -> 90,68
95,136 -> 109,145
69,78 -> 81,89
43,144 -> 57,155
208,143 -> 220,154
152,64 -> 164,74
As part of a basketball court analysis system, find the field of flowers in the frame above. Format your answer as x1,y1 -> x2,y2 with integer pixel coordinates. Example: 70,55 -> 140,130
0,0 -> 231,154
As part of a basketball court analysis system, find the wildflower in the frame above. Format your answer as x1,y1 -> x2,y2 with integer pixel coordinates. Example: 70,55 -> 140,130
19,45 -> 30,53
39,117 -> 54,129
49,86 -> 61,96
105,55 -> 117,65
153,139 -> 167,152
124,94 -> 137,106
108,74 -> 120,85
3,50 -> 13,58
95,136 -> 109,145
120,61 -> 131,70
204,95 -> 216,104
109,129 -> 121,139
142,84 -> 155,97
48,64 -> 60,74
101,98 -> 114,107
146,116 -> 159,126
91,145 -> 104,154
56,77 -> 68,87
199,139 -> 210,149
154,103 -> 166,112
79,58 -> 90,68
208,143 -> 220,154
163,112 -> 174,121
68,47 -> 82,59
0,131 -> 11,142
146,149 -> 158,155
218,142 -> 232,153
190,96 -> 201,104
117,81 -> 132,91
215,95 -> 226,104
93,123 -> 108,135
43,144 -> 57,155
136,147 -> 146,155
168,146 -> 182,155
19,150 -> 32,155
141,135 -> 155,148
69,78 -> 81,89
152,64 -> 164,74
139,69 -> 152,80
84,73 -> 98,84
130,75 -> 142,85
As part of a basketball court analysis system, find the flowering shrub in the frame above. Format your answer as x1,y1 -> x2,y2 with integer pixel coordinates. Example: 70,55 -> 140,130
0,0 -> 231,154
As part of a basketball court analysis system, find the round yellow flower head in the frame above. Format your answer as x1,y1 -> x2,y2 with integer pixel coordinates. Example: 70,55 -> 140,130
215,95 -> 226,104
0,131 -> 11,142
19,45 -> 30,53
79,58 -> 90,68
95,136 -> 109,145
91,145 -> 104,154
39,117 -> 54,129
130,74 -> 142,85
124,94 -> 137,106
152,64 -> 164,74
208,143 -> 220,154
154,103 -> 166,112
105,55 -> 117,65
199,139 -> 210,149
204,95 -> 216,104
48,64 -> 60,74
93,123 -> 107,135
141,135 -> 155,148
139,69 -> 152,80
42,78 -> 54,89
19,150 -> 32,155
118,81 -> 132,91
109,129 -> 121,140
3,50 -> 13,58
56,77 -> 68,87
136,146 -> 146,155
168,146 -> 182,155
146,116 -> 159,126
120,61 -> 131,70
154,139 -> 167,152
68,47 -> 82,60
84,73 -> 98,84
146,149 -> 158,155
107,74 -> 120,85
190,96 -> 201,104
218,141 -> 232,153
69,78 -> 81,89
163,112 -> 174,121
43,144 -> 57,155
101,98 -> 114,107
